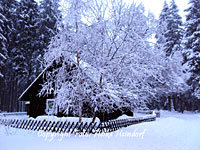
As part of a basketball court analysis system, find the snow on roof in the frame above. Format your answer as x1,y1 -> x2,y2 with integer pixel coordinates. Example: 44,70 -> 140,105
18,56 -> 102,101
18,64 -> 50,100
18,56 -> 103,101
18,55 -> 129,102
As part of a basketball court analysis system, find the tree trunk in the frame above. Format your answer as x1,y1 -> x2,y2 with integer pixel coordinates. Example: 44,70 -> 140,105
77,48 -> 83,123
16,79 -> 19,112
79,100 -> 82,123
9,79 -> 12,112
171,97 -> 174,111
198,100 -> 200,111
92,106 -> 98,123
0,78 -> 3,112
180,95 -> 184,113
11,79 -> 15,112
168,96 -> 171,111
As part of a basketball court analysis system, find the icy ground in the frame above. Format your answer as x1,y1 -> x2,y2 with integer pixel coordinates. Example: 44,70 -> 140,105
0,111 -> 200,150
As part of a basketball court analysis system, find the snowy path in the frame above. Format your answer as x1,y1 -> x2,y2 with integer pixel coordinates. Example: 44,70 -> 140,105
0,111 -> 200,150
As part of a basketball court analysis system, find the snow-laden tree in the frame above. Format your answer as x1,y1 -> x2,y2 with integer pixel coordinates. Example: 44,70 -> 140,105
39,0 -> 62,53
0,53 -> 6,78
82,0 -> 157,108
40,0 -> 188,120
165,0 -> 183,56
13,0 -> 42,82
156,0 -> 183,57
155,0 -> 188,111
40,0 -> 118,122
183,0 -> 200,99
0,3 -> 7,78
0,0 -> 18,78
82,0 -> 187,108
155,0 -> 169,49
0,0 -> 22,112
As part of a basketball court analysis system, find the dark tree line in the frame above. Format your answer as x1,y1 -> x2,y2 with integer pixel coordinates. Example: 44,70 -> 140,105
0,0 -> 61,112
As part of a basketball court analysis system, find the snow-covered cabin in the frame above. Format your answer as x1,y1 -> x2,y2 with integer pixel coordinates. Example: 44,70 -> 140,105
18,57 -> 133,121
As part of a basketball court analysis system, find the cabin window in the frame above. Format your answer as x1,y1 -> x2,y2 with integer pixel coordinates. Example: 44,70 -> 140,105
45,99 -> 57,115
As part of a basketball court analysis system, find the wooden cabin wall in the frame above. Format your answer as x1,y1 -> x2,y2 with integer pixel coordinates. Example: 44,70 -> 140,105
29,98 -> 46,118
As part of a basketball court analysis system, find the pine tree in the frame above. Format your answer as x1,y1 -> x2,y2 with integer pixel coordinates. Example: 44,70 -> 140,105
0,54 -> 6,78
0,3 -> 7,78
165,0 -> 183,56
0,0 -> 18,78
14,0 -> 41,82
39,0 -> 61,51
183,0 -> 200,99
0,0 -> 18,80
0,0 -> 19,112
155,0 -> 186,111
155,0 -> 169,46
156,0 -> 183,56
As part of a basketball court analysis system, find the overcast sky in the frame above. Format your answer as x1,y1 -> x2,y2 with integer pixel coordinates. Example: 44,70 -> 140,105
36,0 -> 190,21
124,0 -> 190,20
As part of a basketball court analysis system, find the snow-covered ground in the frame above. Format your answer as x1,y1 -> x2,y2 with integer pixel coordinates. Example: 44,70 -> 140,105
0,111 -> 200,150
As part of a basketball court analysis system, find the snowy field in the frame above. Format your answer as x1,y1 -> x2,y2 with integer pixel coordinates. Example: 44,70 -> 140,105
0,111 -> 200,150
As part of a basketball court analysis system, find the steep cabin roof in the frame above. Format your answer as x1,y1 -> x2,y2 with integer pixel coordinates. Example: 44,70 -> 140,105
18,59 -> 61,101
18,56 -> 121,102
18,68 -> 45,101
